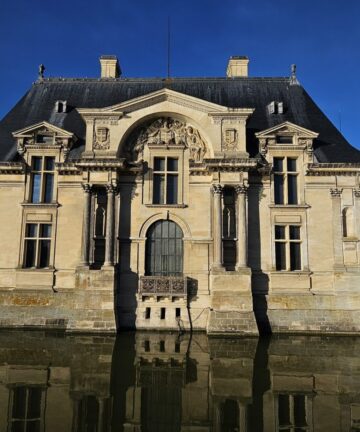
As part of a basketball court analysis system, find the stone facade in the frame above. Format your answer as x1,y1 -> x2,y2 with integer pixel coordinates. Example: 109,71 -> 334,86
0,56 -> 360,334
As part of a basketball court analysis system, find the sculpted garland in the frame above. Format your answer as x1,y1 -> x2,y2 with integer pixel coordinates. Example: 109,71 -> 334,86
125,117 -> 208,162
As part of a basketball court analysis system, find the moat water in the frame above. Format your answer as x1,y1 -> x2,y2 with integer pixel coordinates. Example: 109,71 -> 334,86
0,330 -> 359,432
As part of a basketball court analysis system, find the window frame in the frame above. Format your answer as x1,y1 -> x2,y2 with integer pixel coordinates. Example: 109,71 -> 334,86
152,156 -> 179,205
273,156 -> 299,205
23,222 -> 53,269
274,224 -> 302,271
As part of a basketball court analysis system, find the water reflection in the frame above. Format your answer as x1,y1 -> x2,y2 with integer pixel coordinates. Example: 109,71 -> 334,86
0,331 -> 360,431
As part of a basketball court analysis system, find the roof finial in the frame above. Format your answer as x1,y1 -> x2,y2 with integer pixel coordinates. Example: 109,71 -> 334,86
290,63 -> 299,85
38,64 -> 45,80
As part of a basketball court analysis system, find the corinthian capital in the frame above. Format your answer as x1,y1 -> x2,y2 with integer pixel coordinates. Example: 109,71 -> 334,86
235,185 -> 248,195
106,183 -> 118,194
82,183 -> 92,194
330,188 -> 342,198
212,184 -> 223,195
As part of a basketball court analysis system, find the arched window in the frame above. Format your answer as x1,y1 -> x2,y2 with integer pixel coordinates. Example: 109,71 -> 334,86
145,220 -> 183,276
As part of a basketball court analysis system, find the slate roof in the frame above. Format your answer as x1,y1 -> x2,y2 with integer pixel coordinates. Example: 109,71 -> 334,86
0,76 -> 359,163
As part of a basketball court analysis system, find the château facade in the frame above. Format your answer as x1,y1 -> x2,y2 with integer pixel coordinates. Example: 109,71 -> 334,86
0,55 -> 360,334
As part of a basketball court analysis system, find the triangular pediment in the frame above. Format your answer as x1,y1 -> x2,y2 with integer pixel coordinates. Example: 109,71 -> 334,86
255,121 -> 318,138
77,88 -> 254,117
12,121 -> 74,138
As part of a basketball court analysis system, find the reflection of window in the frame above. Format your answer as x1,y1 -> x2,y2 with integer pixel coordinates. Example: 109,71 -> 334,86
153,157 -> 178,204
275,225 -> 301,271
24,223 -> 52,268
145,220 -> 183,276
30,156 -> 55,203
9,386 -> 44,432
274,157 -> 298,205
278,394 -> 308,431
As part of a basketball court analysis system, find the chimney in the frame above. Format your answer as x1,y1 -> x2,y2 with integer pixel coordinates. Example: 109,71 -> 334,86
226,56 -> 249,78
99,55 -> 121,78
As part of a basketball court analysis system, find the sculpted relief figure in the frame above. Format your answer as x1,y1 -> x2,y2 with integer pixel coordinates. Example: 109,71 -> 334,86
93,127 -> 110,150
125,117 -> 208,162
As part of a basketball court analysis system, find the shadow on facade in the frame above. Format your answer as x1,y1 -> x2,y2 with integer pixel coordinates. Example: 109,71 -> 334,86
115,182 -> 138,330
248,179 -> 272,335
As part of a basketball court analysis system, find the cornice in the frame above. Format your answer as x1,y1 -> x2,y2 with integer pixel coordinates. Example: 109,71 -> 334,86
0,162 -> 25,174
306,163 -> 360,176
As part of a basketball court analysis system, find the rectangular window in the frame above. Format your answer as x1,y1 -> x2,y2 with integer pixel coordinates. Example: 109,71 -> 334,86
160,307 -> 166,320
278,393 -> 307,431
275,225 -> 301,271
153,157 -> 178,204
24,223 -> 52,268
273,157 -> 298,205
9,386 -> 44,432
30,156 -> 55,203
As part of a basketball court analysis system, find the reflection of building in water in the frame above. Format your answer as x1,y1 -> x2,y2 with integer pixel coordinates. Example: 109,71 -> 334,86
264,336 -> 360,432
1,331 -> 360,431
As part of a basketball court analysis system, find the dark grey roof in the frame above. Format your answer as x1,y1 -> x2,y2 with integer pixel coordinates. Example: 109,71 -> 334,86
0,76 -> 359,162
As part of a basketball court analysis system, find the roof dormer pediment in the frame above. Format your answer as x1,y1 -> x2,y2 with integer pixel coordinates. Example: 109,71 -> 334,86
13,121 -> 75,139
255,121 -> 318,139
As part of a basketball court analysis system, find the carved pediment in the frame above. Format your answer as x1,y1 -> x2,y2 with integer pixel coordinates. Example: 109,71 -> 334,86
124,117 -> 208,163
255,121 -> 318,156
12,121 -> 75,156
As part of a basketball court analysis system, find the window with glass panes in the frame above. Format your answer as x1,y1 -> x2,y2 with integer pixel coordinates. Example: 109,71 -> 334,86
273,157 -> 298,205
30,156 -> 55,203
275,225 -> 301,271
277,394 -> 308,432
153,157 -> 178,204
23,223 -> 52,268
9,386 -> 44,432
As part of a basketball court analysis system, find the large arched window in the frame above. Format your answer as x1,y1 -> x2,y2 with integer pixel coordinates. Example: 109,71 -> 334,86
145,220 -> 183,276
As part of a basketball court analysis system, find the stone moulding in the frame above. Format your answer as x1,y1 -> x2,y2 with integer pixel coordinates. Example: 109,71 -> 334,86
306,163 -> 360,176
139,276 -> 187,298
0,162 -> 25,174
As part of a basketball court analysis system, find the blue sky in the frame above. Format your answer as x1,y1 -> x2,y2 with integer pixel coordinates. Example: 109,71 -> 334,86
1,0 -> 359,147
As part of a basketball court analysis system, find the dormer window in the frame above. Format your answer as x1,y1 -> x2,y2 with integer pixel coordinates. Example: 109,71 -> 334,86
274,157 -> 298,205
55,100 -> 67,113
268,101 -> 284,114
30,156 -> 55,203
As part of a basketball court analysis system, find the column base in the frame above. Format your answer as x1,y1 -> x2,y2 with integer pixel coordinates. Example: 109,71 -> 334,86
211,265 -> 226,274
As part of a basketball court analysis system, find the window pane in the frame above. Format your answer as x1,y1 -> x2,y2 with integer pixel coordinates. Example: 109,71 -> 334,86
290,243 -> 301,270
288,174 -> 298,204
153,174 -> 165,204
32,157 -> 42,171
167,158 -> 178,172
167,175 -> 178,204
275,242 -> 286,270
31,173 -> 41,203
287,158 -> 297,172
39,240 -> 51,268
27,388 -> 42,418
154,157 -> 165,171
274,174 -> 284,204
45,156 -> 55,171
24,240 -> 36,267
26,224 -> 37,238
294,395 -> 307,427
44,174 -> 54,203
278,394 -> 290,426
12,387 -> 27,418
275,225 -> 285,240
273,157 -> 283,172
277,135 -> 293,144
40,224 -> 52,238
290,226 -> 300,240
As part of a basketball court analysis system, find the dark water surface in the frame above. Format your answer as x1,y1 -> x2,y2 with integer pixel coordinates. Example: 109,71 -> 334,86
1,330 -> 359,432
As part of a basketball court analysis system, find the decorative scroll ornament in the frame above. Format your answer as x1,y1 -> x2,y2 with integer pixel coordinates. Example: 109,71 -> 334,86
223,128 -> 238,151
93,127 -> 110,150
125,117 -> 208,162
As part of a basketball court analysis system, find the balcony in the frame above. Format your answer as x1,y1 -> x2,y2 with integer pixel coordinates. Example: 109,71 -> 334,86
139,276 -> 187,298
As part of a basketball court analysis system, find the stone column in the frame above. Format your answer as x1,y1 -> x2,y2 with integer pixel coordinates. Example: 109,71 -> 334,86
330,188 -> 344,269
104,183 -> 116,266
235,185 -> 248,270
80,183 -> 92,266
212,184 -> 223,269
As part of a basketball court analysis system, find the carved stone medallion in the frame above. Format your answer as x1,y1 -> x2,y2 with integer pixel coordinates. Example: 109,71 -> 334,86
94,127 -> 110,150
124,117 -> 208,162
223,128 -> 238,151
